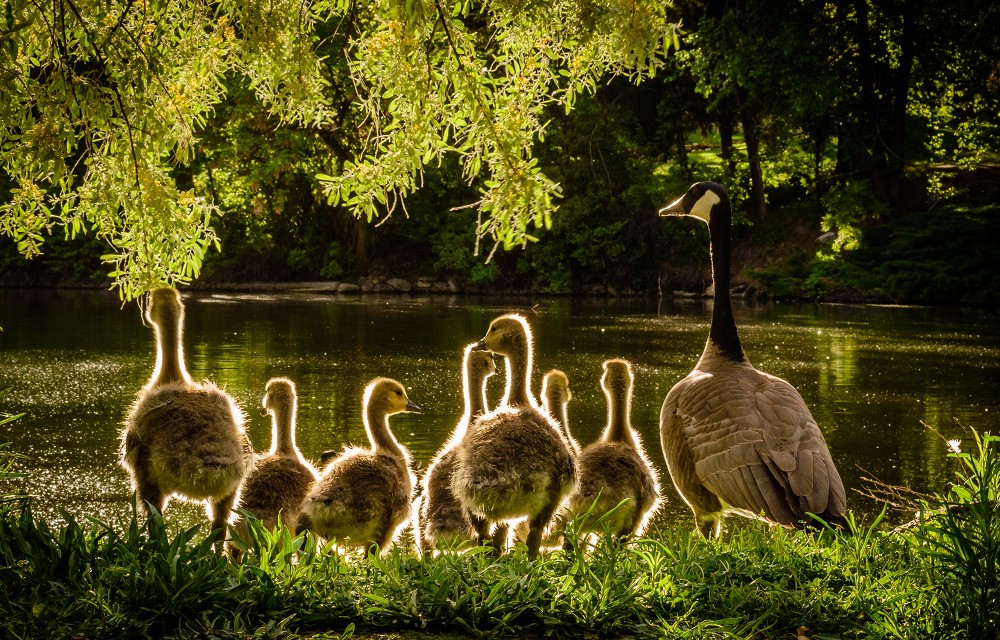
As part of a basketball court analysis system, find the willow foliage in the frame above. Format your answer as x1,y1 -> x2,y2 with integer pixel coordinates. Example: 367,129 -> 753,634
322,0 -> 673,260
0,0 -> 673,299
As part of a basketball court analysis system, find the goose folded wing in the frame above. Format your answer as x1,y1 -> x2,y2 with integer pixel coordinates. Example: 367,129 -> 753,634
679,377 -> 801,523
752,373 -> 846,517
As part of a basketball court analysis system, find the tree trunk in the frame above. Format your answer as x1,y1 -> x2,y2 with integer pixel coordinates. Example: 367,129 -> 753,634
674,127 -> 690,179
886,0 -> 918,212
846,0 -> 879,182
355,216 -> 368,272
736,89 -> 767,223
719,117 -> 736,181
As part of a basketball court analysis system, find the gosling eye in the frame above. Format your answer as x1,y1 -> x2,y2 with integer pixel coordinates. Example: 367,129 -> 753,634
395,389 -> 403,397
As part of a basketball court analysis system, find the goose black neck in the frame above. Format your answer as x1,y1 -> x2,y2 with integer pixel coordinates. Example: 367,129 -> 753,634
708,203 -> 746,362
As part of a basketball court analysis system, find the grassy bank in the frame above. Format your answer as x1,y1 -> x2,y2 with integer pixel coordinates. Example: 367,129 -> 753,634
1,433 -> 997,640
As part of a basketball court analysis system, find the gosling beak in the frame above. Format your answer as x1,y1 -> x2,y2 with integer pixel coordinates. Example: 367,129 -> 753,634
658,194 -> 686,216
405,400 -> 422,413
259,408 -> 268,418
470,338 -> 488,351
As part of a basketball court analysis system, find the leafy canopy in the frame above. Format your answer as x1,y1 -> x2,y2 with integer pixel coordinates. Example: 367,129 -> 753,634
0,0 -> 674,299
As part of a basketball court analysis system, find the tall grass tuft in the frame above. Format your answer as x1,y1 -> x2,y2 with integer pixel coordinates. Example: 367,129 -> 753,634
0,503 -> 257,638
915,431 -> 1000,639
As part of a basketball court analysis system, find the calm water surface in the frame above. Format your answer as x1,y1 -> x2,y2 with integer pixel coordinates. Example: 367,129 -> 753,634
1,288 -> 998,533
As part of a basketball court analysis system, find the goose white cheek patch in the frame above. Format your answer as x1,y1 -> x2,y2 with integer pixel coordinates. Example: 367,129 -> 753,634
690,190 -> 720,222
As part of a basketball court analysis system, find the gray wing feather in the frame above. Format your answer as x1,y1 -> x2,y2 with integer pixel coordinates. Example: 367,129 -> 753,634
675,366 -> 845,523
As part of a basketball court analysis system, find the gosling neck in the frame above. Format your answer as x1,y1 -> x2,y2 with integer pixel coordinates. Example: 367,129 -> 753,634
545,390 -> 570,436
501,337 -> 533,409
602,386 -> 633,445
553,398 -> 570,438
365,402 -> 405,459
550,393 -> 578,454
467,371 -> 490,420
150,308 -> 190,387
704,202 -> 747,364
270,400 -> 298,457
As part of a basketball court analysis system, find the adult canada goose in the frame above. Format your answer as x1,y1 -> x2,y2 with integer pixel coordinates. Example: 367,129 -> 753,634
121,288 -> 254,549
563,359 -> 660,544
295,377 -> 420,555
417,345 -> 496,554
541,369 -> 579,456
451,314 -> 577,558
658,182 -> 847,537
232,378 -> 318,551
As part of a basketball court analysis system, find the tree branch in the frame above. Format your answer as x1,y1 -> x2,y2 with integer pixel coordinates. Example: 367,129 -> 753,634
64,0 -> 141,186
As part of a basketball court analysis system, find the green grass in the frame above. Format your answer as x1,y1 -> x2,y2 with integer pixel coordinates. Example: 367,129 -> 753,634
1,434 -> 998,639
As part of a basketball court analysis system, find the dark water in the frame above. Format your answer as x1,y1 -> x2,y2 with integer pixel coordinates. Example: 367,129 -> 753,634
1,288 -> 998,533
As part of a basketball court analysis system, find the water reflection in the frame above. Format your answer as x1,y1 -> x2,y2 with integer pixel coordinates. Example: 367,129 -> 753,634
1,289 -> 998,533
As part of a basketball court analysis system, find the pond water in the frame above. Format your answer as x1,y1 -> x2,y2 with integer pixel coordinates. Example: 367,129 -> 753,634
1,288 -> 998,534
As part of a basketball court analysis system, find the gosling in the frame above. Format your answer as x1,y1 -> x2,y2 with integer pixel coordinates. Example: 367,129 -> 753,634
514,368 -> 578,548
296,378 -> 420,555
232,377 -> 318,553
121,287 -> 254,549
563,359 -> 660,546
417,345 -> 496,555
451,314 -> 576,558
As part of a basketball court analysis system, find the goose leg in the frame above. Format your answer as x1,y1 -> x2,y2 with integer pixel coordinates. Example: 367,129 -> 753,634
294,512 -> 312,536
526,491 -> 561,559
525,522 -> 545,559
627,506 -> 645,538
681,483 -> 723,539
490,523 -> 509,555
137,482 -> 165,518
372,518 -> 396,558
696,512 -> 722,539
131,447 -> 165,519
209,492 -> 237,552
419,531 -> 433,558
561,530 -> 576,553
469,512 -> 498,554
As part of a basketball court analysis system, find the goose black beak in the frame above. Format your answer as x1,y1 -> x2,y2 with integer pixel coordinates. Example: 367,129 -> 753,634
405,400 -> 422,413
470,339 -> 488,351
658,194 -> 686,216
